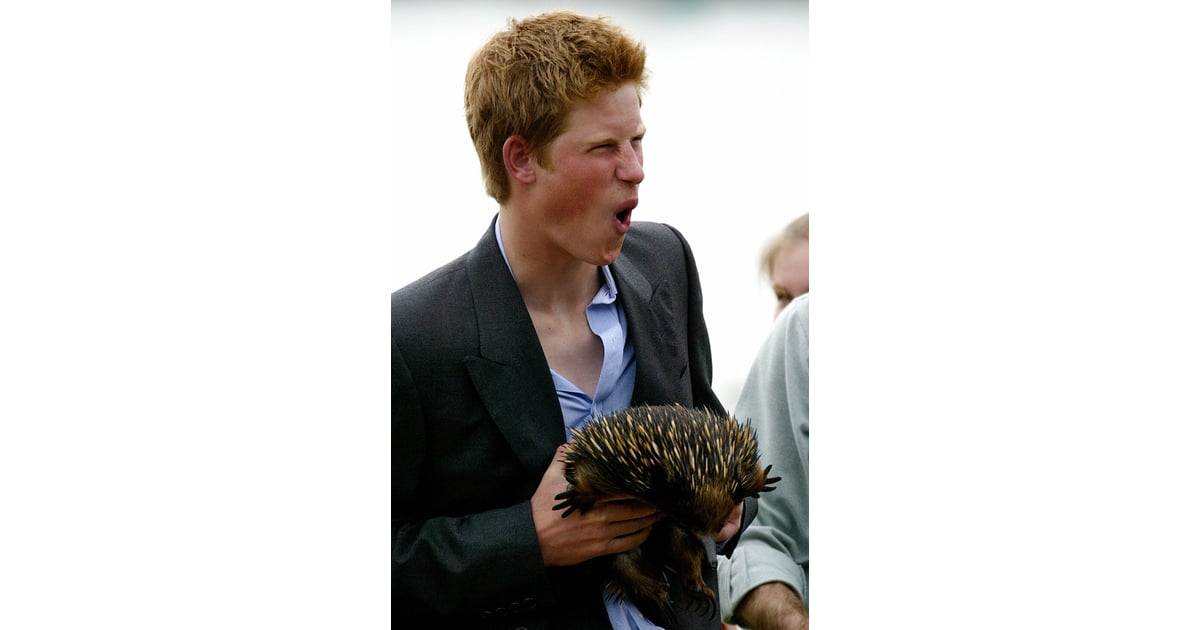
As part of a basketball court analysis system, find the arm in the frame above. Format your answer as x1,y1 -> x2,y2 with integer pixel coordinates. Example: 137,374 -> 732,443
392,348 -> 554,619
394,349 -> 660,620
720,297 -> 810,620
733,581 -> 809,630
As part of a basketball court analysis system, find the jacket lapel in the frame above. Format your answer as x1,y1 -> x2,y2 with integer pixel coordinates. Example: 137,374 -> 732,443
462,218 -> 566,475
612,251 -> 686,407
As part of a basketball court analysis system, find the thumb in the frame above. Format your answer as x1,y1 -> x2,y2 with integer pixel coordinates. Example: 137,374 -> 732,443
546,443 -> 569,477
534,444 -> 571,511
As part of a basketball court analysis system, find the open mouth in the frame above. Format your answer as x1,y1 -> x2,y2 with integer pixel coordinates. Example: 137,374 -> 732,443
616,199 -> 637,227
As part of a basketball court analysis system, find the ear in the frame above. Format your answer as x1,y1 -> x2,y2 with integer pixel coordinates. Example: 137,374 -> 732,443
502,135 -> 538,185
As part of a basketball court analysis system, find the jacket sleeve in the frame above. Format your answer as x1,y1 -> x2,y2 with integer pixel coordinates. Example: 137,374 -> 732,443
392,345 -> 556,621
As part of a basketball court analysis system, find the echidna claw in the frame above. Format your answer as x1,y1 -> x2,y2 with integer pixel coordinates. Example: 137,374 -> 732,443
552,490 -> 579,517
760,464 -> 782,492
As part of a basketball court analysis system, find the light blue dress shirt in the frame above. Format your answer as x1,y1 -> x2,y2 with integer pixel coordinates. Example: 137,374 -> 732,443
495,221 -> 659,630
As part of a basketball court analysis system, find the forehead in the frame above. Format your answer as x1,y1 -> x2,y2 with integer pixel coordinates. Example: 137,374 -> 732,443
559,83 -> 645,139
772,242 -> 809,284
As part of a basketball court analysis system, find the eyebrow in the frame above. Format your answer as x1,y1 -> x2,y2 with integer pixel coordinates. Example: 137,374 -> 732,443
585,126 -> 647,145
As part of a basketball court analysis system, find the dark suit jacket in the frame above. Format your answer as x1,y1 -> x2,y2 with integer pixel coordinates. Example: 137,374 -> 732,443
393,217 -> 741,629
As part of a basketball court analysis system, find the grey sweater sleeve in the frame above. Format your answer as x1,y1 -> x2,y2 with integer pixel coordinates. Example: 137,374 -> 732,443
718,295 -> 810,618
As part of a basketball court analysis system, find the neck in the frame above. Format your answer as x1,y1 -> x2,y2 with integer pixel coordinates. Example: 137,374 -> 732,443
499,210 -> 602,312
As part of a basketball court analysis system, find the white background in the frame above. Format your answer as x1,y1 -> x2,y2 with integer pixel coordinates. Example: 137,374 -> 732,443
392,0 -> 808,407
4,1 -> 1200,628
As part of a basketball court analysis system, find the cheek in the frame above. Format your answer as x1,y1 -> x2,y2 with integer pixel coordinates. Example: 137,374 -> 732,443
561,169 -> 609,205
538,156 -> 615,221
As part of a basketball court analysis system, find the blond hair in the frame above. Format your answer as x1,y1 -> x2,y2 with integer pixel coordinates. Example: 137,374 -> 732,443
464,12 -> 648,203
760,214 -> 809,279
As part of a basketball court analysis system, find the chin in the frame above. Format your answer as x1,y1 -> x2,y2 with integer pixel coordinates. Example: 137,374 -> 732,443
596,253 -> 620,266
599,244 -> 624,266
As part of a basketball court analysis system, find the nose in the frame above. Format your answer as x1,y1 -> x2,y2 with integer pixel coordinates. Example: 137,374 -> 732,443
617,144 -> 644,185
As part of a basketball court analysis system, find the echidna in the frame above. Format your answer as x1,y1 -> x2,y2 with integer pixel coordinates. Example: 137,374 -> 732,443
553,404 -> 779,615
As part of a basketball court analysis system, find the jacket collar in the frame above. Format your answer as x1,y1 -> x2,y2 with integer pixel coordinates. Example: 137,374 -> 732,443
462,217 -> 566,475
612,239 -> 683,408
461,216 -> 680,473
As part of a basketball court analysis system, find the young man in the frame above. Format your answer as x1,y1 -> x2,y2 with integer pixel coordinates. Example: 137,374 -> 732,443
392,11 -> 750,629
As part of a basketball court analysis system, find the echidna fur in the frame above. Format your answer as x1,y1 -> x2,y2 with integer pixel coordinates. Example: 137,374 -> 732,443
553,404 -> 780,615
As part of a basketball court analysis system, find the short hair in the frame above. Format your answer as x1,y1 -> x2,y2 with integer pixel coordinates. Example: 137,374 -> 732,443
464,12 -> 648,203
760,214 -> 809,279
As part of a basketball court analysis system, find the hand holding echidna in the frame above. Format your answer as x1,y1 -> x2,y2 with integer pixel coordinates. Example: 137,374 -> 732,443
530,444 -> 665,569
551,404 -> 780,617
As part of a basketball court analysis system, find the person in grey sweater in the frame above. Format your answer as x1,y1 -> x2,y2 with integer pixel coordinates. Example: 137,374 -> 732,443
719,295 -> 809,629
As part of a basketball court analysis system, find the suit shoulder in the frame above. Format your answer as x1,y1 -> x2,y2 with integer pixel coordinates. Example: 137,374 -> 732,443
392,251 -> 469,305
624,220 -> 692,255
626,220 -> 687,245
391,252 -> 473,341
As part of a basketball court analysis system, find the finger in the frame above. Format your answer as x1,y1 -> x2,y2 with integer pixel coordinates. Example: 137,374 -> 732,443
605,510 -> 663,539
606,524 -> 655,554
598,496 -> 660,514
602,501 -> 660,522
715,502 -> 744,543
545,444 -> 568,476
715,520 -> 739,543
726,501 -> 744,527
595,494 -> 643,505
